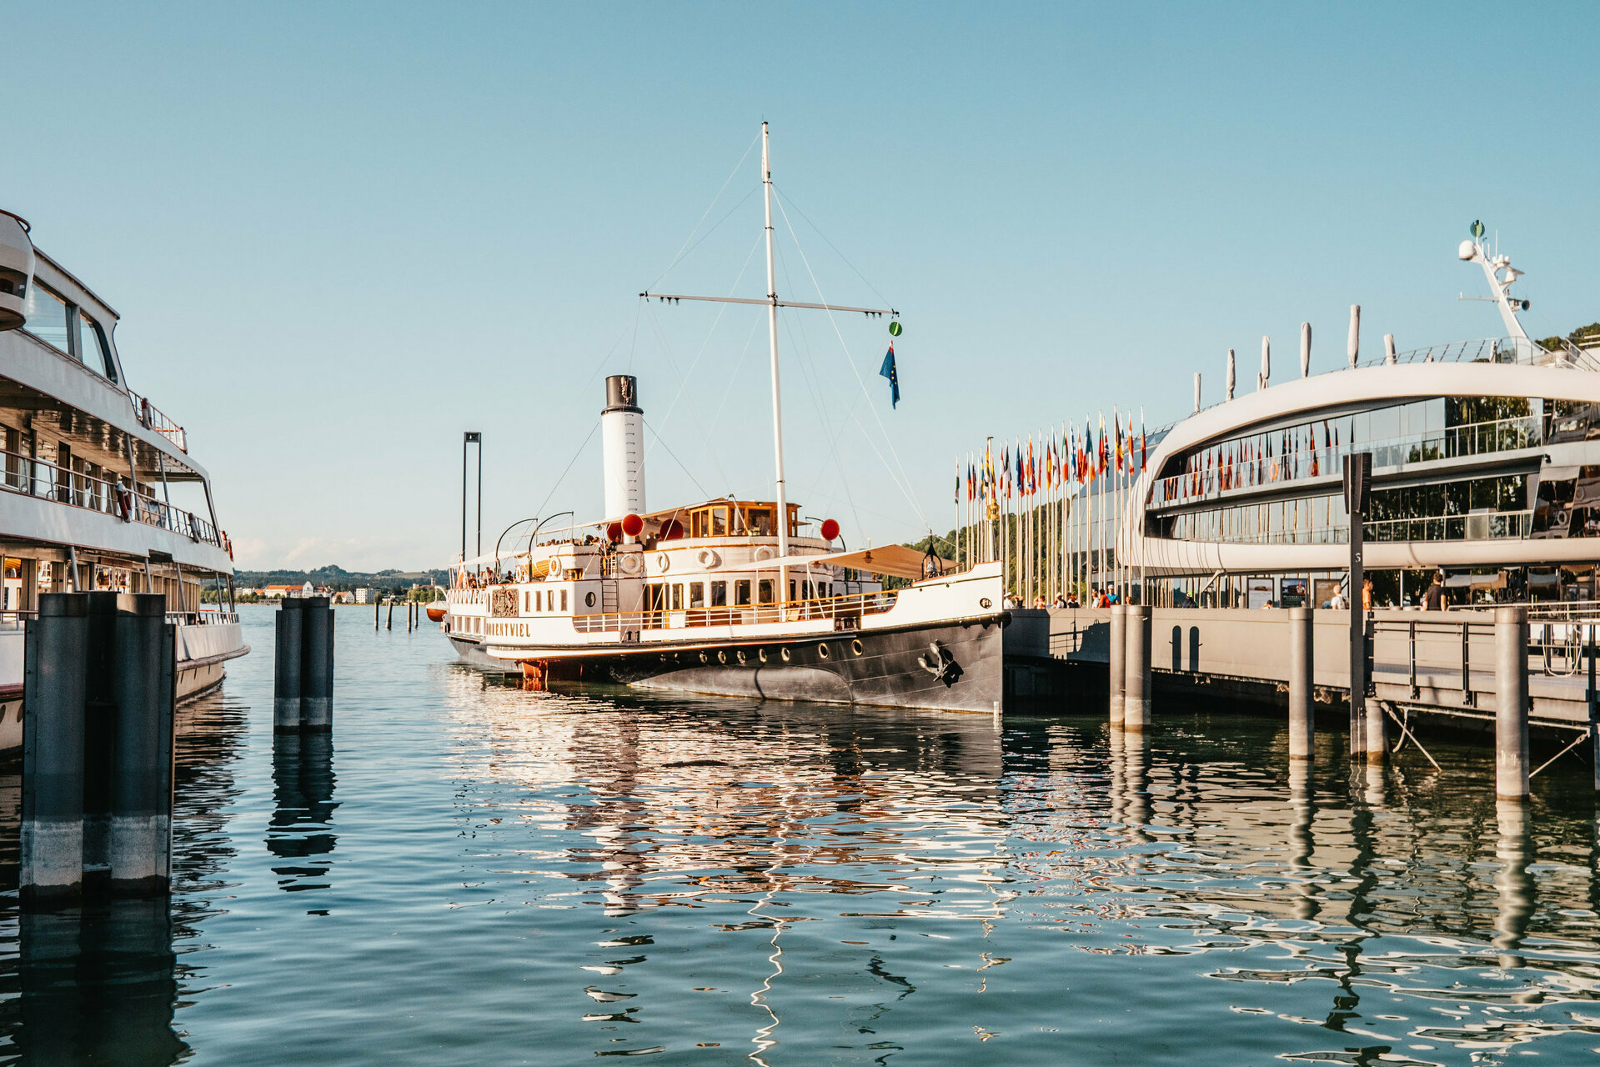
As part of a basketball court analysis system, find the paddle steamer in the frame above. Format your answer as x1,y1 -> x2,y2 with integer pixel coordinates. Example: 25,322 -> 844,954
442,126 -> 1005,712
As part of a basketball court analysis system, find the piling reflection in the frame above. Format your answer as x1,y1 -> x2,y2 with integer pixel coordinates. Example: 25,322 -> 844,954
267,733 -> 338,893
1493,800 -> 1535,968
16,903 -> 186,1066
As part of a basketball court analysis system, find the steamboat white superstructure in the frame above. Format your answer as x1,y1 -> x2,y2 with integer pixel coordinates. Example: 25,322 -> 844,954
442,125 -> 1005,711
0,209 -> 247,747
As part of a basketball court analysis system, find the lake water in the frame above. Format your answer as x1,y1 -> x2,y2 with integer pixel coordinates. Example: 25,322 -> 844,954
2,604 -> 1600,1065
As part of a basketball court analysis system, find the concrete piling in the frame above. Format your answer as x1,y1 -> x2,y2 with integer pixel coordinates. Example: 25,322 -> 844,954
21,593 -> 90,905
1108,605 -> 1126,726
300,597 -> 334,731
1124,606 -> 1152,732
274,599 -> 304,732
1288,607 -> 1314,760
1495,605 -> 1530,801
109,594 -> 174,896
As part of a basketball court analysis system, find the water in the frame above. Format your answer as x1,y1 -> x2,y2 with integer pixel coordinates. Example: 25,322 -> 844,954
2,606 -> 1600,1065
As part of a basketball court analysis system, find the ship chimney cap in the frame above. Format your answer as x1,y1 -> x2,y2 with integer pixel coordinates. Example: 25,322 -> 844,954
604,374 -> 641,414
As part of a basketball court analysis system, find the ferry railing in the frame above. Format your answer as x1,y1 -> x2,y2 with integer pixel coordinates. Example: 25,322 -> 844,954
0,446 -> 227,550
572,588 -> 900,634
0,609 -> 37,631
1149,412 -> 1543,509
127,390 -> 188,453
167,609 -> 240,626
1170,509 -> 1534,546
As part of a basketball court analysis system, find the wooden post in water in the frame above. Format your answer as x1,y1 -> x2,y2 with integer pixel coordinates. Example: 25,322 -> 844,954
21,593 -> 89,906
374,598 -> 380,630
1108,604 -> 1126,727
1288,606 -> 1314,761
1495,605 -> 1530,801
1123,605 -> 1151,732
386,597 -> 394,631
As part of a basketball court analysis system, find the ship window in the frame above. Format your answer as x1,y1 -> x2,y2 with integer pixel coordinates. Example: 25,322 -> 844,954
689,582 -> 705,608
22,282 -> 71,353
789,580 -> 796,601
711,508 -> 727,536
758,579 -> 773,604
523,591 -> 530,612
745,508 -> 773,536
535,590 -> 542,611
711,581 -> 726,607
77,311 -> 115,380
671,584 -> 683,610
560,590 -> 568,611
735,579 -> 751,606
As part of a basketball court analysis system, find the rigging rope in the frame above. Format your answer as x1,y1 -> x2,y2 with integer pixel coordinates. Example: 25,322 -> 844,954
772,188 -> 928,530
644,130 -> 762,292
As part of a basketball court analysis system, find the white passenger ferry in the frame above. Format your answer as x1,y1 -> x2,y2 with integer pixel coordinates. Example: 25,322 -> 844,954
442,125 -> 1005,712
0,208 -> 247,747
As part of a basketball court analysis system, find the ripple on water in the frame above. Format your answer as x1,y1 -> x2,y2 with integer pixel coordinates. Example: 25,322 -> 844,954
0,606 -> 1597,1064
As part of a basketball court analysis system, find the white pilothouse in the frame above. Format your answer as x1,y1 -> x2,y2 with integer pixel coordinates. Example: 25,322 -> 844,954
443,125 -> 1005,712
0,208 -> 248,747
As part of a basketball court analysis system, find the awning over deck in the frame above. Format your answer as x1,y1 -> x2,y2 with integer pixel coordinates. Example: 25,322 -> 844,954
750,545 -> 958,581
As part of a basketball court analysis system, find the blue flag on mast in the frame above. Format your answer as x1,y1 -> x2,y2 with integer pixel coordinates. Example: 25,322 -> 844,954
879,344 -> 900,408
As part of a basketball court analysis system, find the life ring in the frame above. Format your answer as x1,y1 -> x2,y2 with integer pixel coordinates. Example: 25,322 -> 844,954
655,552 -> 670,573
753,546 -> 774,561
618,552 -> 643,576
696,548 -> 721,568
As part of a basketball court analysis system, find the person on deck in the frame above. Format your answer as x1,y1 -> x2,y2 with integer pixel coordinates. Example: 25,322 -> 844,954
1424,571 -> 1446,611
1361,577 -> 1374,612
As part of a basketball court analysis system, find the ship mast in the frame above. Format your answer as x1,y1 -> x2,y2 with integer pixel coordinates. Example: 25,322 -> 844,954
641,123 -> 896,605
762,122 -> 792,594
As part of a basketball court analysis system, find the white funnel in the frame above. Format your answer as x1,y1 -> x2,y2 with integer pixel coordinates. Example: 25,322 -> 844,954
601,375 -> 646,519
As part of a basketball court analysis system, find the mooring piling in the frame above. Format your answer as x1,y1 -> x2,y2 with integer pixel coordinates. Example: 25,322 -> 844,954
301,596 -> 334,731
1108,605 -> 1126,727
274,598 -> 305,732
1288,607 -> 1314,761
21,593 -> 89,905
1123,605 -> 1151,732
1496,605 -> 1530,801
386,597 -> 394,631
108,593 -> 175,896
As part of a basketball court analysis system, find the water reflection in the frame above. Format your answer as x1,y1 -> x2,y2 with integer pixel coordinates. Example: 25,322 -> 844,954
267,733 -> 339,895
15,903 -> 186,1066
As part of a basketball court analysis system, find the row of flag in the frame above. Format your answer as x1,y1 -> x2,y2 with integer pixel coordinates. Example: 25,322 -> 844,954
1171,420 -> 1343,499
957,410 -> 1149,503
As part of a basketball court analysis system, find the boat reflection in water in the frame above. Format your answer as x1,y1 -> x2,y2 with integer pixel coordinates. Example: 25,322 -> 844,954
442,668 -> 1600,1062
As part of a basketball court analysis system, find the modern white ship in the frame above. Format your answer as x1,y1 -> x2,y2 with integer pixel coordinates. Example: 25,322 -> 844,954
1115,225 -> 1600,608
441,126 -> 1005,712
0,208 -> 248,747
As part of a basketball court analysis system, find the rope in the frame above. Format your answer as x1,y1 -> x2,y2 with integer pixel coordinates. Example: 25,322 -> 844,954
772,188 -> 927,529
642,417 -> 711,501
532,421 -> 599,521
644,130 -> 761,291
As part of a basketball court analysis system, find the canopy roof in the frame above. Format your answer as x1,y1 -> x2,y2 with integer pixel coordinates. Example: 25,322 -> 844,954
750,544 -> 958,581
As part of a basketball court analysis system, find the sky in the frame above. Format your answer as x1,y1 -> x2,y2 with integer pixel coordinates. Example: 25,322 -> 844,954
4,2 -> 1597,571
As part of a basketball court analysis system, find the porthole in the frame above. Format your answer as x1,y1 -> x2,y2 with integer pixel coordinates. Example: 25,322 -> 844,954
818,643 -> 831,660
585,592 -> 596,607
699,652 -> 708,664
851,638 -> 863,656
758,648 -> 768,663
780,647 -> 791,662
717,650 -> 727,664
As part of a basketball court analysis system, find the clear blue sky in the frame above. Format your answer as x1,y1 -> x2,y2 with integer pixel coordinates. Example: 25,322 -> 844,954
5,3 -> 1596,571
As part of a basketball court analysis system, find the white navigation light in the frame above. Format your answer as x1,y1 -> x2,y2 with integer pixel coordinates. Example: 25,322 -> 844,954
0,209 -> 35,332
1458,239 -> 1477,261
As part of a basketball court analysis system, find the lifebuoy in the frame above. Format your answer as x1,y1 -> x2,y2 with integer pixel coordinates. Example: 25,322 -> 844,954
696,548 -> 721,568
654,552 -> 670,573
752,546 -> 774,561
618,552 -> 643,576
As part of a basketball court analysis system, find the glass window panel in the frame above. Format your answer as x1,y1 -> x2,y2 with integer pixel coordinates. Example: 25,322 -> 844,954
23,283 -> 71,353
746,508 -> 773,536
561,590 -> 567,611
77,311 -> 114,379
671,584 -> 683,610
735,579 -> 751,605
758,579 -> 773,604
711,508 -> 727,536
689,582 -> 704,608
711,581 -> 726,607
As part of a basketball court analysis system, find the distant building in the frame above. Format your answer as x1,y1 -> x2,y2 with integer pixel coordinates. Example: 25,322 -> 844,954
354,588 -> 372,604
332,591 -> 353,604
